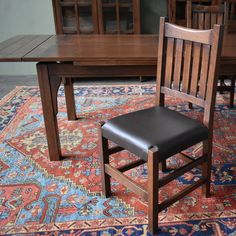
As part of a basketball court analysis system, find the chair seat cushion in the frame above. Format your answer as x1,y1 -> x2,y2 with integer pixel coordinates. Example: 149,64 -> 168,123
102,106 -> 209,161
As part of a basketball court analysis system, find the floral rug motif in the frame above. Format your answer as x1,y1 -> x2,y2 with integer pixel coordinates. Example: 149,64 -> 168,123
0,85 -> 235,235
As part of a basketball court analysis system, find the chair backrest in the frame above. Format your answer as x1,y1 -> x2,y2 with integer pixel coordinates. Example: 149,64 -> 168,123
156,17 -> 224,131
187,1 -> 228,30
168,0 -> 213,25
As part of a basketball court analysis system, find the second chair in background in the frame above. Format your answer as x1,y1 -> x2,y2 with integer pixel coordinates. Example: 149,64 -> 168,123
186,0 -> 235,108
186,0 -> 228,30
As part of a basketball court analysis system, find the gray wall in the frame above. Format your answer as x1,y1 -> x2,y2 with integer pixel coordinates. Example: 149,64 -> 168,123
0,0 -> 55,75
0,0 -> 167,75
141,0 -> 167,34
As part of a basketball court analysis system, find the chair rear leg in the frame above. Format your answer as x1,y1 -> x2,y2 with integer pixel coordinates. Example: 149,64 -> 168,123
148,147 -> 159,235
219,77 -> 223,94
229,77 -> 235,108
161,160 -> 167,172
99,125 -> 112,198
202,139 -> 212,198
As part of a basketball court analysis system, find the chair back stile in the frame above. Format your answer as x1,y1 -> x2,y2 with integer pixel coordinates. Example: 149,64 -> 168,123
156,18 -> 166,107
203,25 -> 224,130
156,18 -> 224,131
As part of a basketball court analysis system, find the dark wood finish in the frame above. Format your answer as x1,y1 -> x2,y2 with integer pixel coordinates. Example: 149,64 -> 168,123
36,64 -> 62,161
105,163 -> 148,200
158,178 -> 206,212
47,63 -> 157,76
186,1 -> 228,29
0,35 -> 52,62
168,0 -> 236,31
97,0 -> 140,34
209,0 -> 236,32
52,0 -> 140,34
228,0 -> 236,32
168,0 -> 236,32
0,32 -> 235,162
99,18 -> 224,235
99,123 -> 112,198
108,145 -> 124,155
118,159 -> 146,172
160,23 -> 223,112
186,1 -> 234,107
64,77 -> 77,120
22,35 -> 157,64
159,155 -> 206,187
52,0 -> 141,120
159,20 -> 223,211
1,34 -> 234,66
147,147 -> 159,235
52,0 -> 99,34
168,0 -> 213,26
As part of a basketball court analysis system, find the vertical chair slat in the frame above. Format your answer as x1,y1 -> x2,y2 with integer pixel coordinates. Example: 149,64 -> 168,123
182,40 -> 192,93
190,42 -> 202,97
173,39 -> 183,90
75,3 -> 80,33
165,38 -> 175,88
205,13 -> 211,29
193,13 -> 198,28
189,3 -> 227,30
199,12 -> 205,29
211,13 -> 217,28
230,3 -> 235,19
217,13 -> 223,24
116,0 -> 120,33
199,44 -> 211,99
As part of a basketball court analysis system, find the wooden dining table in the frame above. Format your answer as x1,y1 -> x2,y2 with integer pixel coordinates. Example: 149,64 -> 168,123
0,33 -> 235,161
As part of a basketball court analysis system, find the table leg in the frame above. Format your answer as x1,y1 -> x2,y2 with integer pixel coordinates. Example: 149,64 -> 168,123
63,77 -> 77,120
37,63 -> 62,161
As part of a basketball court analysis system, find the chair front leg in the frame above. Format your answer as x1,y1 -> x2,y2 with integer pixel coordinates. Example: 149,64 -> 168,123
148,147 -> 159,235
99,124 -> 112,198
202,139 -> 212,198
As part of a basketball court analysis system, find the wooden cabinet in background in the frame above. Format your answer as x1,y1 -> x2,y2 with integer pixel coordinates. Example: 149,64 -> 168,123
52,0 -> 141,34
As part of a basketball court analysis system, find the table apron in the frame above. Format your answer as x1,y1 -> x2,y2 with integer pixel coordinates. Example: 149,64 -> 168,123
219,63 -> 236,76
43,62 -> 236,78
47,63 -> 157,77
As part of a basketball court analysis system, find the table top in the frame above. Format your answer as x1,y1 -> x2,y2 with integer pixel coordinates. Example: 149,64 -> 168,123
0,34 -> 235,65
0,35 -> 51,62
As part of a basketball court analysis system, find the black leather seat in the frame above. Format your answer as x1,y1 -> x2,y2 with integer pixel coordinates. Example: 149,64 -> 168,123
102,106 -> 209,161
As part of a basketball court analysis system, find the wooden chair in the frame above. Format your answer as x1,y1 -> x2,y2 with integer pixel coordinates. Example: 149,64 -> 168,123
211,0 -> 236,32
168,0 -> 217,26
186,0 -> 228,29
99,17 -> 224,235
186,1 -> 235,108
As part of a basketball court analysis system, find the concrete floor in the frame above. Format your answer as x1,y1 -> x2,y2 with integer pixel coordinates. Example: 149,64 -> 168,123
0,75 -> 38,98
0,75 -> 155,99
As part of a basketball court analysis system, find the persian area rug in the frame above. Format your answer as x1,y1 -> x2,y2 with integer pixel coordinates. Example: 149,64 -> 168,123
0,85 -> 235,236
